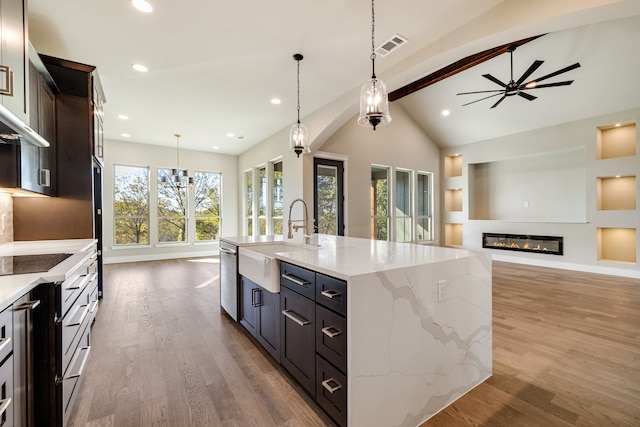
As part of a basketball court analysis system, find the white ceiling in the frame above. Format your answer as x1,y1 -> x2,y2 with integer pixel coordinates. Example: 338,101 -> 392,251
27,0 -> 640,155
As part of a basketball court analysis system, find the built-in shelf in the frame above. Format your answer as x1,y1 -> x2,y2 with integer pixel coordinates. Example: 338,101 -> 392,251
597,227 -> 637,264
445,223 -> 463,247
444,155 -> 462,178
445,189 -> 462,212
596,175 -> 636,210
596,122 -> 636,160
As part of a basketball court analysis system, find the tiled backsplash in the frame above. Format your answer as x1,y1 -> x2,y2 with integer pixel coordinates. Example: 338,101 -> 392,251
0,193 -> 13,244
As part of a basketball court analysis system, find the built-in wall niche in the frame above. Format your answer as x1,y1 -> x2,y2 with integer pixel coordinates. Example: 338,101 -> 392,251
468,148 -> 586,222
444,154 -> 462,178
444,189 -> 462,212
596,175 -> 636,210
596,122 -> 636,160
444,223 -> 463,247
597,227 -> 637,264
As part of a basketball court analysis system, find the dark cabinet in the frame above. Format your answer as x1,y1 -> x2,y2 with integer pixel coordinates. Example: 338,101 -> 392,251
280,285 -> 315,395
0,0 -> 28,122
279,261 -> 348,427
239,276 -> 280,362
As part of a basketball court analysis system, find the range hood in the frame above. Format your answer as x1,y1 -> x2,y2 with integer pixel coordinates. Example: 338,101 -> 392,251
0,103 -> 50,147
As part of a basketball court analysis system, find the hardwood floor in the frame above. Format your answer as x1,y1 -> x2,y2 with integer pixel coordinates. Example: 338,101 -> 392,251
68,259 -> 640,427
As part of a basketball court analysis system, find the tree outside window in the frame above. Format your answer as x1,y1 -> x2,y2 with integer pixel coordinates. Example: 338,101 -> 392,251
245,170 -> 253,236
114,165 -> 149,245
194,171 -> 221,241
371,166 -> 389,240
157,168 -> 187,242
272,161 -> 283,235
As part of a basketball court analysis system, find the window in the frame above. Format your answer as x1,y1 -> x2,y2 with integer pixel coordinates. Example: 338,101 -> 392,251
395,169 -> 412,242
114,164 -> 149,245
272,161 -> 283,235
157,168 -> 187,242
258,166 -> 267,235
371,166 -> 389,240
194,171 -> 222,241
245,170 -> 253,236
416,172 -> 433,242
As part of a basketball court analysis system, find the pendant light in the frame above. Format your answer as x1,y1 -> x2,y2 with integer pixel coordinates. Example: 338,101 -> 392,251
357,0 -> 391,130
289,53 -> 310,157
161,134 -> 193,189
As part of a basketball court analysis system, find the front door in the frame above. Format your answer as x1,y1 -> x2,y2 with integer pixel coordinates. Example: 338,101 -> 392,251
313,158 -> 344,236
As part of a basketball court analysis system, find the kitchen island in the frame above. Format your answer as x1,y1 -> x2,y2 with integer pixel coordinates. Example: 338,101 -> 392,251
221,234 -> 492,427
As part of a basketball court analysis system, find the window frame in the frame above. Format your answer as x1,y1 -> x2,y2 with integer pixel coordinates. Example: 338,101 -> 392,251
193,170 -> 223,242
157,167 -> 189,244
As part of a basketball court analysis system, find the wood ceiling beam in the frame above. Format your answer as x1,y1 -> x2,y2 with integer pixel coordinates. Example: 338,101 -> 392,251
388,34 -> 544,102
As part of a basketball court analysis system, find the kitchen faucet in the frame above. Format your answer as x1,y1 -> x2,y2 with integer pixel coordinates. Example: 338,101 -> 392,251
287,198 -> 312,239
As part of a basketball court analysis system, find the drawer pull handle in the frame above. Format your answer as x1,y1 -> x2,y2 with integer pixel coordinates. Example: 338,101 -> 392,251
15,300 -> 41,311
65,274 -> 91,291
0,65 -> 14,96
251,288 -> 262,307
321,326 -> 342,338
0,397 -> 11,418
0,337 -> 11,353
64,346 -> 91,380
321,378 -> 342,394
282,273 -> 310,287
66,304 -> 89,327
281,309 -> 310,326
321,289 -> 341,299
220,247 -> 236,255
89,300 -> 99,314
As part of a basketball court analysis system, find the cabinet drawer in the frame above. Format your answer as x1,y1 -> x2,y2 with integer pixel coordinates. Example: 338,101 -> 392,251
280,287 -> 315,396
280,261 -> 315,299
316,273 -> 347,316
0,353 -> 14,427
316,355 -> 347,427
61,284 -> 92,376
61,324 -> 90,427
316,305 -> 346,373
0,307 -> 12,364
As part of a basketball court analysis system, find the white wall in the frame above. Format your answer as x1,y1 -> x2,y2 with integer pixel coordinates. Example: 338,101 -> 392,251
103,138 -> 238,263
443,107 -> 640,278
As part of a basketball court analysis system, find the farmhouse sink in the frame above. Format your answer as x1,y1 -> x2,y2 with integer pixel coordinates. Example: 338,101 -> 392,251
238,243 -> 314,293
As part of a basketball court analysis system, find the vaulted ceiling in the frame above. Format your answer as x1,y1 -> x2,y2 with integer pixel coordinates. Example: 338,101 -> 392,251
28,0 -> 640,154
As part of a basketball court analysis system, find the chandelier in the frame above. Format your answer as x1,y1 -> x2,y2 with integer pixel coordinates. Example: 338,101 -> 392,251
289,53 -> 310,157
161,133 -> 193,188
357,0 -> 391,130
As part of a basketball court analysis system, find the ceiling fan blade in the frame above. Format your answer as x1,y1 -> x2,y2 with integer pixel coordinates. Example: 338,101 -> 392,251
457,89 -> 505,96
518,91 -> 537,101
461,92 -> 503,106
523,80 -> 575,89
482,74 -> 507,88
490,94 -> 507,109
523,62 -> 581,86
515,60 -> 544,86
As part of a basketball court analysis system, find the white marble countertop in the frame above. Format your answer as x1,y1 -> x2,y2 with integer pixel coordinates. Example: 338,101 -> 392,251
221,234 -> 477,280
0,239 -> 97,311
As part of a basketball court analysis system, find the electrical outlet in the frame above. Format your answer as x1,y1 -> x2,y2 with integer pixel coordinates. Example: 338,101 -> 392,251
437,280 -> 447,302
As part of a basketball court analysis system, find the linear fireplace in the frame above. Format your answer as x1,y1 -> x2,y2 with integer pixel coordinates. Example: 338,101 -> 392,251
482,233 -> 563,256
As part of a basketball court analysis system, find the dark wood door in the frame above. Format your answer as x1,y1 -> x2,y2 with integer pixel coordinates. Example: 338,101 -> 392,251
280,286 -> 315,396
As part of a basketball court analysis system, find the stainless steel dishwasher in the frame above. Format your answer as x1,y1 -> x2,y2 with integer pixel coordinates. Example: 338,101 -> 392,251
220,241 -> 239,321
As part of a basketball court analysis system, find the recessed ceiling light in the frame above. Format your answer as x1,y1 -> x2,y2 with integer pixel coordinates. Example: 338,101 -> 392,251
271,98 -> 281,105
615,175 -> 621,178
213,146 -> 219,150
442,109 -> 450,117
226,133 -> 235,138
132,64 -> 148,72
118,114 -> 129,120
615,123 -> 621,127
131,0 -> 153,13
121,133 -> 131,138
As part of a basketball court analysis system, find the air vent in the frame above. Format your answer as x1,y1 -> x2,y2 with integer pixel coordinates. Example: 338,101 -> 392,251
376,34 -> 408,57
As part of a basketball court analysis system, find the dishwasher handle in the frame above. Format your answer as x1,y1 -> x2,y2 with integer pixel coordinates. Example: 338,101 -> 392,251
220,247 -> 236,255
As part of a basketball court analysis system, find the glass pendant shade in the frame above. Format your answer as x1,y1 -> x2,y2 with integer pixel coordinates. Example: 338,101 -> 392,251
358,76 -> 391,130
289,121 -> 310,157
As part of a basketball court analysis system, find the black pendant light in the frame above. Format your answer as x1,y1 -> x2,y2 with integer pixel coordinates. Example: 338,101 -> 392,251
357,0 -> 391,130
289,53 -> 310,157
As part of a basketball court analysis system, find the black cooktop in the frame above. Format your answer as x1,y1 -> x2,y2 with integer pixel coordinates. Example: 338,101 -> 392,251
0,253 -> 72,276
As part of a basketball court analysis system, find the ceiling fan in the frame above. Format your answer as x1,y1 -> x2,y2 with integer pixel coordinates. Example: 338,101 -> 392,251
457,45 -> 581,108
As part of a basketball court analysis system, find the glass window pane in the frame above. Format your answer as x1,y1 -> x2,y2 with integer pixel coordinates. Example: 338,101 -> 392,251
196,218 -> 220,241
370,166 -> 389,240
158,218 -> 187,242
114,165 -> 149,245
258,167 -> 267,217
372,217 -> 388,240
317,165 -> 338,235
395,170 -> 411,216
158,168 -> 187,243
194,171 -> 222,241
396,217 -> 412,243
273,218 -> 283,236
417,217 -> 430,241
273,161 -> 283,218
417,173 -> 430,216
245,170 -> 253,216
